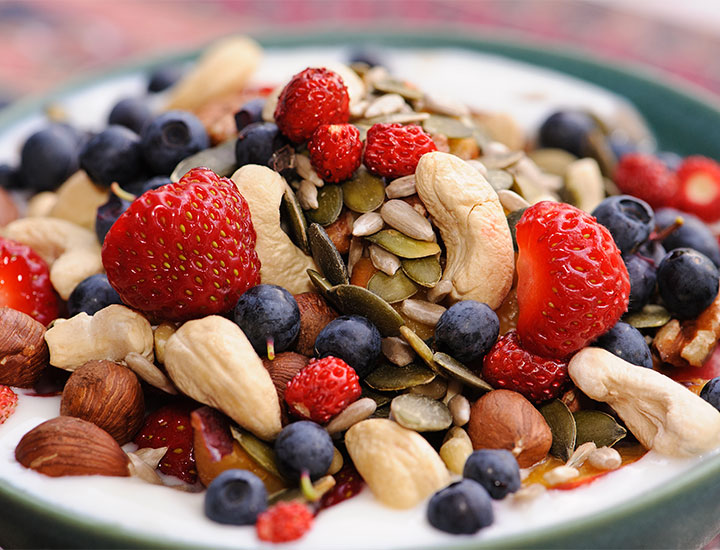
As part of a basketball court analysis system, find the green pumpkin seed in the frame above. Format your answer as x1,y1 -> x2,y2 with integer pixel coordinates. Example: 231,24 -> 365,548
373,78 -> 424,101
402,257 -> 442,287
370,404 -> 392,419
268,475 -> 335,505
584,129 -> 617,177
365,229 -> 441,259
540,400 -> 577,462
391,394 -> 452,432
362,384 -> 394,407
281,186 -> 310,254
307,223 -> 348,286
528,148 -> 578,176
624,304 -> 671,329
472,125 -> 492,151
486,169 -> 515,192
329,284 -> 404,337
506,208 -> 527,252
342,168 -> 386,213
171,138 -> 237,182
305,185 -> 344,226
367,270 -> 419,304
573,410 -> 627,448
230,426 -> 286,480
399,326 -> 438,373
307,269 -> 333,296
365,362 -> 436,391
432,352 -> 493,392
422,115 -> 473,139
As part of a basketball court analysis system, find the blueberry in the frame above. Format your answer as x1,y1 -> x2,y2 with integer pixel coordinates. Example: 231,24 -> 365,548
434,301 -> 499,364
593,321 -> 653,368
95,194 -> 131,244
636,240 -> 667,266
655,208 -> 720,267
141,111 -> 209,175
657,248 -> 720,319
204,469 -> 267,525
624,254 -> 657,313
274,421 -> 333,481
0,164 -> 19,189
314,315 -> 381,378
80,125 -> 145,188
147,64 -> 183,93
234,98 -> 266,132
700,378 -> 720,412
463,449 -> 521,500
592,195 -> 654,256
126,175 -> 172,197
538,110 -> 598,157
19,124 -> 82,191
233,284 -> 300,357
108,97 -> 153,134
426,479 -> 494,534
347,48 -> 384,67
67,274 -> 124,317
235,122 -> 287,167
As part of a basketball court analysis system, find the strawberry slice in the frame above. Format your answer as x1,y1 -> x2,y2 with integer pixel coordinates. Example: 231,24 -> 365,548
0,385 -> 18,425
674,156 -> 720,223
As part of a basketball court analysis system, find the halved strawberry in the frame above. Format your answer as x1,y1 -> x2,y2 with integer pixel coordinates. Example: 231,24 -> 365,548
0,385 -> 18,425
674,156 -> 720,223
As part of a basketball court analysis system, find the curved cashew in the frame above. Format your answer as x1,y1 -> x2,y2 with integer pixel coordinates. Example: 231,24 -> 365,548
569,347 -> 720,457
231,164 -> 317,294
415,152 -> 514,309
48,170 -> 109,229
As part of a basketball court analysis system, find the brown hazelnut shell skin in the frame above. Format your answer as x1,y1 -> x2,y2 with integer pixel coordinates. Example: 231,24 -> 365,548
0,307 -> 50,388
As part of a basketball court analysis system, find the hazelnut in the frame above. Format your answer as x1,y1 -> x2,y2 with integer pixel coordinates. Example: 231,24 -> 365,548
0,307 -> 49,388
262,352 -> 309,403
324,209 -> 354,255
293,292 -> 338,356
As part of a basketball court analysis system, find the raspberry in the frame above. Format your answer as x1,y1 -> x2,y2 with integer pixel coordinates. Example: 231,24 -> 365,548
363,123 -> 437,179
0,385 -> 18,425
482,330 -> 569,403
515,201 -> 630,359
308,123 -> 363,183
274,67 -> 349,143
674,155 -> 720,222
613,153 -> 678,209
284,356 -> 362,423
256,501 -> 314,543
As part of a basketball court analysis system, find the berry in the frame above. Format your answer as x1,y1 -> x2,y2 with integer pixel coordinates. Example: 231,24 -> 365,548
141,111 -> 209,175
235,122 -> 287,168
613,153 -> 678,209
0,237 -> 60,325
426,479 -> 494,535
515,201 -> 630,359
308,123 -> 363,183
274,420 -> 333,481
537,110 -> 598,157
19,124 -> 82,191
591,195 -> 654,256
0,164 -> 19,189
363,123 -> 437,179
655,208 -> 720,267
274,67 -> 350,143
67,274 -> 123,317
147,64 -> 183,93
234,98 -> 266,132
463,449 -> 521,500
624,254 -> 657,314
347,48 -> 384,68
134,175 -> 172,196
256,501 -> 314,543
674,156 -> 720,222
318,466 -> 364,510
79,125 -> 145,188
233,284 -> 300,358
593,321 -> 653,369
102,167 -> 260,322
636,239 -> 667,266
482,330 -> 569,403
204,469 -> 267,525
314,315 -> 381,378
657,248 -> 719,320
95,193 -> 132,244
434,301 -> 499,364
108,97 -> 153,134
700,378 -> 720,412
134,402 -> 197,483
0,385 -> 18,425
284,356 -> 361,423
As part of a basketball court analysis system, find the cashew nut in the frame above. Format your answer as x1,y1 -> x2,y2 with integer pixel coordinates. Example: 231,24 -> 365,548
231,164 -> 317,294
45,305 -> 154,370
569,347 -> 720,457
48,170 -> 109,229
163,315 -> 282,441
415,151 -> 514,309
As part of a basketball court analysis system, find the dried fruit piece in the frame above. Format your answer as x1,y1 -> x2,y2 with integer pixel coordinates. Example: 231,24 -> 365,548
0,385 -> 18,425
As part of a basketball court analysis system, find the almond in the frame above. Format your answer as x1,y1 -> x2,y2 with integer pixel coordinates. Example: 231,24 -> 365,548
293,292 -> 338,356
262,352 -> 309,402
0,307 -> 49,388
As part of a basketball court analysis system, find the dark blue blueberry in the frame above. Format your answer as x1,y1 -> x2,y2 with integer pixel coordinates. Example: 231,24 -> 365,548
67,274 -> 123,317
274,421 -> 333,481
0,164 -> 19,189
233,284 -> 300,357
204,469 -> 267,525
657,248 -> 719,319
147,64 -> 183,93
538,110 -> 598,157
235,122 -> 287,168
108,97 -> 153,134
314,315 -> 381,378
636,240 -> 667,266
608,136 -> 638,160
592,195 -> 654,256
141,111 -> 209,175
700,378 -> 720,412
19,124 -> 82,191
234,98 -> 266,132
347,48 -> 384,67
95,193 -> 131,243
434,301 -> 499,364
624,254 -> 657,313
463,449 -> 521,500
655,208 -> 720,267
426,479 -> 494,534
125,175 -> 172,197
593,321 -> 653,368
80,125 -> 145,188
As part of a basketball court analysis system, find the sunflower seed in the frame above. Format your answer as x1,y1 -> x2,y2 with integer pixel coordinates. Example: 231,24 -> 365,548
295,154 -> 324,187
347,236 -> 364,277
401,299 -> 446,326
350,99 -> 370,118
369,244 -> 402,276
421,93 -> 470,117
513,483 -> 546,503
363,66 -> 391,89
443,378 -> 463,405
439,429 -> 473,474
326,397 -> 377,435
465,159 -> 488,177
480,149 -> 524,170
380,199 -> 435,242
543,465 -> 580,486
497,189 -> 530,212
566,441 -> 597,469
448,394 -> 470,427
352,211 -> 384,237
426,279 -> 453,303
528,148 -> 578,176
364,93 -> 408,118
381,336 -> 415,366
385,175 -> 417,198
297,180 -> 319,210
588,446 -> 622,470
422,115 -> 473,139
486,169 -> 515,192
373,78 -> 424,101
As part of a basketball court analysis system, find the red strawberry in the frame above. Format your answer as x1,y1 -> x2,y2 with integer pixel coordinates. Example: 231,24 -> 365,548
0,237 -> 59,325
363,123 -> 437,179
284,356 -> 361,424
674,155 -> 720,222
613,153 -> 678,209
101,167 -> 260,322
274,67 -> 350,143
0,385 -> 18,425
482,330 -> 569,403
515,201 -> 630,359
134,402 -> 197,483
256,501 -> 314,543
308,123 -> 363,183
